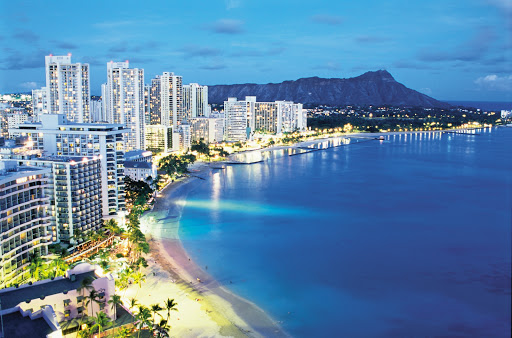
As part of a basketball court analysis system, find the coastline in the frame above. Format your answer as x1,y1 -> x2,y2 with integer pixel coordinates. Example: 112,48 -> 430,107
135,162 -> 289,337
131,127 -> 490,337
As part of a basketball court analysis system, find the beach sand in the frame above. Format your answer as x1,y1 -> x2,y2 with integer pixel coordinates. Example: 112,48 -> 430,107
123,162 -> 289,338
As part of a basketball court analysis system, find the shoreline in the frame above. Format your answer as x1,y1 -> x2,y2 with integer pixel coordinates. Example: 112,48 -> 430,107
137,162 -> 289,337
133,127 -> 492,337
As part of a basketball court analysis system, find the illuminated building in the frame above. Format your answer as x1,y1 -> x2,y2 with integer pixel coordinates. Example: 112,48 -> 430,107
44,55 -> 90,123
20,156 -> 102,245
189,117 -> 209,142
224,96 -> 306,141
183,83 -> 209,118
9,114 -> 126,216
0,263 -> 117,334
160,72 -> 183,129
145,124 -> 174,153
149,76 -> 162,125
0,161 -> 51,288
103,61 -> 145,152
31,87 -> 49,122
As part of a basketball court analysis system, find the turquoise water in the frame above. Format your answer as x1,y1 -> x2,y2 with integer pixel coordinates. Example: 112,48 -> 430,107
178,128 -> 511,337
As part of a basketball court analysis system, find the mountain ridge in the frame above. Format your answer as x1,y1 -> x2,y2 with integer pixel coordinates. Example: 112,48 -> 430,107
207,70 -> 451,108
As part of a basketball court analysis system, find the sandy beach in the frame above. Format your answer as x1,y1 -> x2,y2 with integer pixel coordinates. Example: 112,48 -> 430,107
124,162 -> 289,338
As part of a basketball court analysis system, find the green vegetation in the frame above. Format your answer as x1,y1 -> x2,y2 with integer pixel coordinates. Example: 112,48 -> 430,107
158,153 -> 196,179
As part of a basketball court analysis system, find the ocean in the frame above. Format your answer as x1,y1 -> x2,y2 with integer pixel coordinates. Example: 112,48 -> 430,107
177,128 -> 511,337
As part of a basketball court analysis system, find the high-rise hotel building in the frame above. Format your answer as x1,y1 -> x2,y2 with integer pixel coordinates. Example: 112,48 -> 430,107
159,72 -> 183,129
19,156 -> 103,245
224,96 -> 306,141
183,83 -> 208,118
0,161 -> 51,288
44,55 -> 90,123
9,115 -> 126,216
103,61 -> 145,152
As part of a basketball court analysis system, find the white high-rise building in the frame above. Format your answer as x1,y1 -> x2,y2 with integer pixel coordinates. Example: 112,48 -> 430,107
160,72 -> 183,129
32,87 -> 48,122
45,54 -> 90,123
224,96 -> 306,141
103,61 -> 145,151
183,83 -> 208,118
224,97 -> 250,141
9,114 -> 127,216
90,97 -> 104,122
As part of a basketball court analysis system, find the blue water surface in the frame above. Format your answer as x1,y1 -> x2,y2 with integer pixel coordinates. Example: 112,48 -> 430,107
178,128 -> 512,337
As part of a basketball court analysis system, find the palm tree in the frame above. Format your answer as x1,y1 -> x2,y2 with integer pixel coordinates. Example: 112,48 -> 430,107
87,289 -> 99,317
150,303 -> 163,323
115,326 -> 131,338
154,319 -> 171,338
29,253 -> 43,282
108,294 -> 122,320
163,298 -> 178,323
132,271 -> 146,290
49,257 -> 69,278
90,311 -> 111,337
135,305 -> 153,338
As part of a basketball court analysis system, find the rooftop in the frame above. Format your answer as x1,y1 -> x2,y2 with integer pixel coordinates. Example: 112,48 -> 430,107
0,271 -> 96,310
124,161 -> 152,169
0,311 -> 53,338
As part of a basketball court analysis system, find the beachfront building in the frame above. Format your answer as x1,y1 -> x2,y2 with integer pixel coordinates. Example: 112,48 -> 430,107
32,87 -> 49,122
145,124 -> 174,154
19,156 -> 103,245
44,54 -> 91,123
224,96 -> 306,141
8,114 -> 126,216
0,263 -> 116,337
189,117 -> 210,143
103,61 -> 145,152
125,150 -> 153,163
183,83 -> 208,118
0,161 -> 51,289
177,124 -> 191,151
224,97 -> 251,141
124,161 -> 156,181
209,114 -> 225,143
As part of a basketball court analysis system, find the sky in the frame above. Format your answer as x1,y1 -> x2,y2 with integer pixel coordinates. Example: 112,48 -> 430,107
0,0 -> 510,102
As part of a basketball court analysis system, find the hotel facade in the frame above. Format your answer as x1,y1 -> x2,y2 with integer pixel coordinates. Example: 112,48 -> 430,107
103,61 -> 145,152
0,161 -> 52,288
9,115 -> 126,216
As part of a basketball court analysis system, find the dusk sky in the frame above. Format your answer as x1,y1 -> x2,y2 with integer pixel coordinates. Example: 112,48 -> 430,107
0,0 -> 510,101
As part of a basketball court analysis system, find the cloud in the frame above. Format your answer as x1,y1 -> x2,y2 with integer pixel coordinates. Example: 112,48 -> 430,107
200,62 -> 226,70
474,74 -> 512,91
93,20 -> 137,29
392,60 -> 434,70
181,45 -> 221,58
417,27 -> 496,62
20,81 -> 38,90
225,0 -> 241,9
52,40 -> 78,50
231,46 -> 286,57
107,41 -> 158,54
355,35 -> 390,44
205,19 -> 244,34
0,49 -> 48,70
314,61 -> 342,71
12,30 -> 39,43
311,14 -> 344,26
